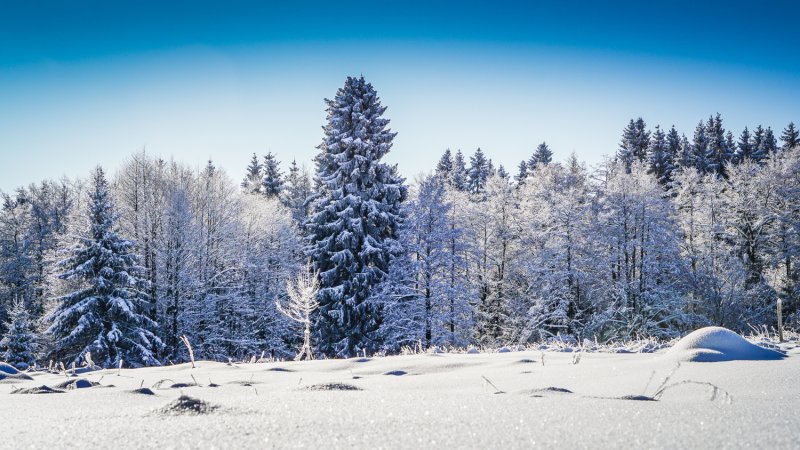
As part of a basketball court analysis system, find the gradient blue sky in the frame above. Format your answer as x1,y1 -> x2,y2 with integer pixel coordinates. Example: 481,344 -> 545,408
1,1 -> 798,191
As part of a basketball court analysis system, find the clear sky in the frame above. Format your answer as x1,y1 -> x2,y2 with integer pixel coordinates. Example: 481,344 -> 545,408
1,0 -> 798,192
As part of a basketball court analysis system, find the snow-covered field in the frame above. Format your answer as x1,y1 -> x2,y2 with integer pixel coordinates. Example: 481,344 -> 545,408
3,333 -> 799,449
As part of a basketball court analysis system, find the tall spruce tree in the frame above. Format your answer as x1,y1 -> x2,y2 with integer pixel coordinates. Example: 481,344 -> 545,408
0,299 -> 38,370
648,125 -> 672,185
515,160 -> 528,185
736,127 -> 754,163
241,153 -> 263,194
531,141 -> 554,169
468,148 -> 490,195
618,118 -> 650,170
451,149 -> 468,191
280,159 -> 312,224
692,120 -> 710,172
262,152 -> 284,198
305,76 -> 407,357
435,149 -> 454,182
781,122 -> 799,151
46,167 -> 162,367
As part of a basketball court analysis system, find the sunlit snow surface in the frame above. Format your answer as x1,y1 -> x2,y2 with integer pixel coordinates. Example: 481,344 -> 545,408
3,338 -> 799,449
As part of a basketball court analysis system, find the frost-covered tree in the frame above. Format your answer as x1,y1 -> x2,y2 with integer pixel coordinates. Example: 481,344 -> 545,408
781,122 -> 799,151
530,142 -> 554,169
276,262 -> 319,360
618,118 -> 650,170
47,167 -> 162,367
704,114 -> 734,177
515,160 -> 528,185
692,120 -> 710,173
241,153 -> 263,194
468,148 -> 491,195
1,299 -> 38,370
435,149 -> 454,182
261,152 -> 284,199
306,76 -> 407,357
762,127 -> 778,156
648,125 -> 673,185
280,159 -> 313,224
451,149 -> 468,191
735,127 -> 754,163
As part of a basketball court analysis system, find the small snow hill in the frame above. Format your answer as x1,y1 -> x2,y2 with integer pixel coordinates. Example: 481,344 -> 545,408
665,326 -> 786,362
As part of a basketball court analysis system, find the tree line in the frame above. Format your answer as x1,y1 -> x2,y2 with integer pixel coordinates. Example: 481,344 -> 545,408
1,76 -> 798,368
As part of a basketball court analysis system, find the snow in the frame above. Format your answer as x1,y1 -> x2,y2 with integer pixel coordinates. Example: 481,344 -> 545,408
665,327 -> 786,362
3,345 -> 799,448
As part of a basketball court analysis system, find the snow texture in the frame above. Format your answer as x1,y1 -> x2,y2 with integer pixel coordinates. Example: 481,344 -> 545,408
2,344 -> 798,449
665,326 -> 786,362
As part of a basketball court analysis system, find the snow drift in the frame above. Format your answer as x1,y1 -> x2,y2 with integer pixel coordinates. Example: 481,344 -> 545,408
666,327 -> 785,362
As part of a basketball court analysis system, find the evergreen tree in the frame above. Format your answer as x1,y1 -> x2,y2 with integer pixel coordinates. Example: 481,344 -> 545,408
618,118 -> 650,170
751,125 -> 768,163
280,159 -> 313,224
531,141 -> 554,168
0,300 -> 38,370
666,126 -> 682,168
781,122 -> 799,151
261,152 -> 284,198
497,164 -> 509,180
705,113 -> 734,177
305,76 -> 407,357
468,148 -> 490,195
515,160 -> 528,185
647,125 -> 673,185
736,127 -> 754,163
451,149 -> 468,191
241,153 -> 263,194
435,149 -> 454,182
692,120 -> 710,172
46,167 -> 162,367
763,127 -> 778,155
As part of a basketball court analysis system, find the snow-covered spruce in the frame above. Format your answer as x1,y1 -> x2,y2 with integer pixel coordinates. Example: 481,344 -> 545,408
46,167 -> 162,368
0,299 -> 38,370
305,76 -> 407,357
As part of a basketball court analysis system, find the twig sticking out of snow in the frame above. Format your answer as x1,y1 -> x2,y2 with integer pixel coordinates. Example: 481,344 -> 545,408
481,375 -> 505,394
180,335 -> 195,369
654,380 -> 733,404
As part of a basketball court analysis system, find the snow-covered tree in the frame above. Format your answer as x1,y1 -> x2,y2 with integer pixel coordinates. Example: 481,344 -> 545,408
1,299 -> 38,370
305,76 -> 407,357
280,159 -> 313,224
47,167 -> 162,367
261,152 -> 284,199
276,262 -> 319,360
530,141 -> 554,169
781,122 -> 799,151
618,118 -> 650,170
435,149 -> 454,182
648,125 -> 673,185
451,149 -> 468,191
241,153 -> 263,194
468,148 -> 490,195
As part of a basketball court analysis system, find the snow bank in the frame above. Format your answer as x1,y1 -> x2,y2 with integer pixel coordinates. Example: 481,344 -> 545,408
665,327 -> 786,362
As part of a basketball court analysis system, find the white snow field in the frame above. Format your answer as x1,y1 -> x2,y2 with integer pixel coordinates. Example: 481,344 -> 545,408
2,332 -> 799,449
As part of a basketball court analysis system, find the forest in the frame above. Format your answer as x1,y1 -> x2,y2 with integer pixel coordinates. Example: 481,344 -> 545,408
1,76 -> 799,368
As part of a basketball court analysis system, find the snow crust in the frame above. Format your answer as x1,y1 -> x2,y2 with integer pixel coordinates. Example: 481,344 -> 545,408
665,327 -> 786,362
2,346 -> 798,449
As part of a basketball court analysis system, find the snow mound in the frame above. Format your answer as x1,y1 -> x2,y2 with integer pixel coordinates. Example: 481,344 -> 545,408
666,327 -> 786,362
158,395 -> 218,415
0,362 -> 33,381
0,362 -> 19,375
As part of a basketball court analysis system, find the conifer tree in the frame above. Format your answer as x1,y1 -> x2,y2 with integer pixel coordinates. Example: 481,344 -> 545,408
781,122 -> 799,151
451,149 -> 468,191
531,141 -> 554,168
280,159 -> 312,224
515,160 -> 528,185
666,126 -> 682,168
618,118 -> 650,170
46,167 -> 162,367
736,127 -> 754,163
0,299 -> 38,370
436,149 -> 454,182
692,120 -> 710,172
751,125 -> 768,164
305,76 -> 407,357
241,153 -> 263,194
468,148 -> 490,195
261,152 -> 284,198
763,127 -> 778,155
648,125 -> 673,185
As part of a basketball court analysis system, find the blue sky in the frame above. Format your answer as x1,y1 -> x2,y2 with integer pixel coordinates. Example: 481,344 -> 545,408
1,1 -> 798,191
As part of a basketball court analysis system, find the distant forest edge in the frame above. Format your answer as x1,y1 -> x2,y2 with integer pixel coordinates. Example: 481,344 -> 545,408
1,76 -> 799,369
